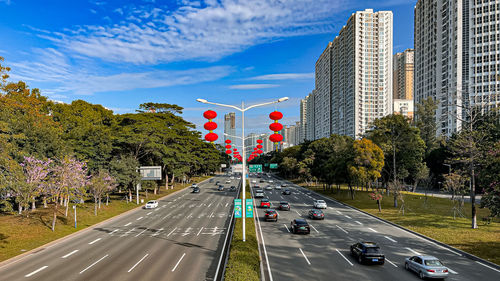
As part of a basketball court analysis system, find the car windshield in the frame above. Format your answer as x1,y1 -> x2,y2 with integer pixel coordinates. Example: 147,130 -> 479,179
425,260 -> 443,266
365,247 -> 380,254
147,201 -> 155,204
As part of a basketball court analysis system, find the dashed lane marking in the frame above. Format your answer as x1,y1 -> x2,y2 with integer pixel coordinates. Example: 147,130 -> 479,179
61,250 -> 79,259
25,266 -> 48,277
88,238 -> 101,245
171,253 -> 186,272
127,254 -> 149,273
336,225 -> 348,234
299,248 -> 311,265
386,258 -> 398,267
79,254 -> 108,274
335,249 -> 353,266
384,236 -> 397,243
406,247 -> 421,256
368,227 -> 378,233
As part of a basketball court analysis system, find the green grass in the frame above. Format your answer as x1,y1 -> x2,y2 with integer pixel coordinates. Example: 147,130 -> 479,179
300,183 -> 500,265
0,176 -> 210,262
224,181 -> 260,281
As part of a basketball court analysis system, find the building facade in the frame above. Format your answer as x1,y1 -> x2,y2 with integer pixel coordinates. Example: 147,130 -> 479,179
393,49 -> 415,100
305,91 -> 316,141
224,112 -> 236,144
394,99 -> 414,119
314,43 -> 333,139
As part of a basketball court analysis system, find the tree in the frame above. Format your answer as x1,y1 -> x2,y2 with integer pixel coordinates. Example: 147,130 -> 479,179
348,138 -> 384,190
89,170 -> 117,215
19,156 -> 52,212
443,172 -> 468,219
415,97 -> 438,157
108,155 -> 140,202
281,157 -> 299,178
479,141 -> 500,217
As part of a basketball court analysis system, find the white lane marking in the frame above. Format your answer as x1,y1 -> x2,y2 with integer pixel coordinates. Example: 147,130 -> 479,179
167,227 -> 177,237
385,258 -> 398,267
109,229 -> 119,235
197,227 -> 204,236
368,227 -> 378,233
207,203 -> 212,207
355,221 -> 362,225
310,224 -> 319,233
345,215 -> 351,219
384,236 -> 397,243
336,225 -> 348,234
284,224 -> 290,232
293,196 -> 299,200
336,211 -> 342,215
254,198 -> 274,281
171,253 -> 186,272
225,202 -> 229,208
79,254 -> 108,274
88,238 -> 101,245
24,265 -> 48,277
162,214 -> 170,220
335,249 -> 353,266
406,247 -> 422,256
146,212 -> 152,215
448,268 -> 458,274
299,248 -> 311,265
134,228 -> 148,237
136,217 -> 143,221
152,228 -> 164,237
127,254 -> 149,273
121,228 -> 135,237
25,265 -> 48,277
294,210 -> 301,215
62,250 -> 79,259
209,212 -> 214,218
475,261 -> 500,273
124,222 -> 132,226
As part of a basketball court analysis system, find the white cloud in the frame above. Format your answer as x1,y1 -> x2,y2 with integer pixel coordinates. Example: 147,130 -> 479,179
229,84 -> 279,90
249,73 -> 314,81
40,0 -> 348,64
89,9 -> 97,14
0,0 -> 11,5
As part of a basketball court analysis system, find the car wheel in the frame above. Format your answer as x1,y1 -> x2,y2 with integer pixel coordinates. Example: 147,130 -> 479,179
405,262 -> 409,270
419,271 -> 425,279
358,256 -> 362,264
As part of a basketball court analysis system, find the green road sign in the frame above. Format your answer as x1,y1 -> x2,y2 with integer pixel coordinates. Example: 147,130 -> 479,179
245,199 -> 253,218
249,164 -> 262,173
270,163 -> 278,169
234,199 -> 242,218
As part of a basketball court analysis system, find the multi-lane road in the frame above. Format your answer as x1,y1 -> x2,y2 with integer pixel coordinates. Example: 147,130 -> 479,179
0,175 -> 238,281
251,175 -> 500,281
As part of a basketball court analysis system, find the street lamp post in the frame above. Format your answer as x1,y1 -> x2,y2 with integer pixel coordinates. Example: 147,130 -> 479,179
197,97 -> 288,241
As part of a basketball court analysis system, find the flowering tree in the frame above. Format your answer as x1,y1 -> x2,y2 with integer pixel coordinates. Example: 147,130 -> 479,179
50,156 -> 87,231
20,156 -> 52,212
89,170 -> 117,215
370,192 -> 383,212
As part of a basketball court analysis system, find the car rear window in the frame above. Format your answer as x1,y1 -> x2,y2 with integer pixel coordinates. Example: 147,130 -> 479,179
280,202 -> 288,205
424,260 -> 443,266
296,220 -> 308,225
261,199 -> 269,202
365,247 -> 380,254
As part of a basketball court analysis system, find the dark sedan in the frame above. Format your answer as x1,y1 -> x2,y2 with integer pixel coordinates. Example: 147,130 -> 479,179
308,209 -> 324,220
192,187 -> 200,193
278,201 -> 290,211
350,242 -> 385,265
282,189 -> 291,195
290,219 -> 310,234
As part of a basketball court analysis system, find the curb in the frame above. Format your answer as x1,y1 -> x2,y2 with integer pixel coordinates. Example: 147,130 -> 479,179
0,176 -> 211,270
305,186 -> 500,271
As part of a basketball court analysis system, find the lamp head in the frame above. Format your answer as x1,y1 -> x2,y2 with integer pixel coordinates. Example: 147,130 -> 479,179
196,98 -> 208,103
278,97 -> 289,102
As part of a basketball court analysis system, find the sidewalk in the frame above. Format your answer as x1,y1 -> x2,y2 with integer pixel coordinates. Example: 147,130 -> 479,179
413,189 -> 482,203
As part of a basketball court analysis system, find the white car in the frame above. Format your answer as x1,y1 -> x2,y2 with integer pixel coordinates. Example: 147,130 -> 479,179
268,180 -> 274,183
313,200 -> 327,209
145,200 -> 159,209
265,185 -> 273,190
274,185 -> 282,190
230,176 -> 234,180
191,183 -> 198,188
225,180 -> 231,184
255,190 -> 264,198
252,180 -> 257,183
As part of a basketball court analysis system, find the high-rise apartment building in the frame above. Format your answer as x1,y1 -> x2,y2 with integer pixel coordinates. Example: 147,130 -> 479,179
314,43 -> 333,139
299,99 -> 307,143
414,0 -> 500,136
393,49 -> 414,100
305,91 -> 316,141
331,9 -> 393,138
224,112 -> 236,144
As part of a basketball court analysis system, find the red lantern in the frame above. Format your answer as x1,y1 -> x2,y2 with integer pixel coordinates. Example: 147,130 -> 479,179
257,150 -> 263,154
233,148 -> 237,151
225,139 -> 232,144
254,147 -> 258,151
225,144 -> 231,149
203,110 -> 217,119
205,132 -> 218,142
269,122 -> 283,132
256,144 -> 263,149
234,151 -> 239,154
257,139 -> 263,144
225,150 -> 232,154
204,121 -> 217,131
269,134 -> 283,143
269,111 -> 283,120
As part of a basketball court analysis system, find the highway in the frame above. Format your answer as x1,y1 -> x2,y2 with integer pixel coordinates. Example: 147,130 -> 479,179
251,174 -> 500,281
0,175 -> 238,281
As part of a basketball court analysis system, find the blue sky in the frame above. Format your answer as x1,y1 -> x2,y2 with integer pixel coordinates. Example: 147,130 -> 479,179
0,0 -> 416,139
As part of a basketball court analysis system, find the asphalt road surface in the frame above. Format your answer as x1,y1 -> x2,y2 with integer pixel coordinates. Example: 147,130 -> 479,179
251,174 -> 500,281
0,175 -> 238,281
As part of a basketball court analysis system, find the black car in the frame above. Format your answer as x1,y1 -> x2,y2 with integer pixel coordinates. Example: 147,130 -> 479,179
264,209 -> 278,222
192,187 -> 200,193
350,242 -> 385,265
278,201 -> 290,211
230,185 -> 236,191
282,189 -> 291,195
259,179 -> 265,183
217,185 -> 224,191
308,209 -> 325,220
290,219 -> 310,234
215,181 -> 220,185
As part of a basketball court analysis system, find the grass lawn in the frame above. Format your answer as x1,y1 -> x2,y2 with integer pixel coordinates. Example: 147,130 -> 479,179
0,176 -> 210,262
224,182 -> 260,281
299,183 -> 500,265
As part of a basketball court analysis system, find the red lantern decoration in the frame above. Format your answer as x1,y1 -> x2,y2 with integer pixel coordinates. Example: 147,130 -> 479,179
257,139 -> 263,144
256,144 -> 263,149
205,132 -> 218,142
225,139 -> 232,144
269,122 -> 283,132
257,150 -> 263,154
225,150 -> 232,154
269,134 -> 283,143
225,144 -> 231,149
204,121 -> 217,131
269,111 -> 283,120
254,147 -> 258,151
233,148 -> 237,151
203,110 -> 217,120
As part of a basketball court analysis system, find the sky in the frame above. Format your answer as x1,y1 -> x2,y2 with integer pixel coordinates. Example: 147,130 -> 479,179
0,0 -> 416,141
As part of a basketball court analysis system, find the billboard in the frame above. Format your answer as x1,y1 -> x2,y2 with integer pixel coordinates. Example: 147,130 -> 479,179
269,163 -> 278,169
139,166 -> 162,180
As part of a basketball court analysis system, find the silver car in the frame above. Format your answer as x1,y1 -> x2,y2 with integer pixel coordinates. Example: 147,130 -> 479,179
405,255 -> 449,279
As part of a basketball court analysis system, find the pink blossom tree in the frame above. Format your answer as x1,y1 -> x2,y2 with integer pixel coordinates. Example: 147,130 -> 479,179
89,170 -> 117,215
19,156 -> 52,213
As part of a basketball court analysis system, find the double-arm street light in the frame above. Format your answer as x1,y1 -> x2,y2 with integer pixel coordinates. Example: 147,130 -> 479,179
196,97 -> 289,241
